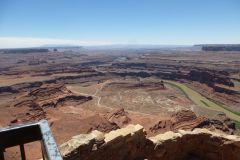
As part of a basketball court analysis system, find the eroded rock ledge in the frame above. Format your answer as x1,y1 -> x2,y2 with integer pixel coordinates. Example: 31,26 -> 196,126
59,124 -> 240,160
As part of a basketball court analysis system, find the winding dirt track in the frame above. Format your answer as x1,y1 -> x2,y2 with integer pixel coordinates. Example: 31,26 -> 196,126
66,80 -> 156,117
67,80 -> 110,107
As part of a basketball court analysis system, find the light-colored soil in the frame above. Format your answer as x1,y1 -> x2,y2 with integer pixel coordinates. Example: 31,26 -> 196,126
67,79 -> 194,116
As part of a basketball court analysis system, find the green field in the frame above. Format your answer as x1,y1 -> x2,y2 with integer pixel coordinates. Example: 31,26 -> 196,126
165,80 -> 240,121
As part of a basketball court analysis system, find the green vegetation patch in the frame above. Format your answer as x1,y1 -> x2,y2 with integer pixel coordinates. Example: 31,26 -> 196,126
165,80 -> 240,121
200,100 -> 211,107
234,121 -> 240,129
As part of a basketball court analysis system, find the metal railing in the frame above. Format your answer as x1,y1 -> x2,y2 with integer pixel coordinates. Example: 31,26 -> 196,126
0,120 -> 62,160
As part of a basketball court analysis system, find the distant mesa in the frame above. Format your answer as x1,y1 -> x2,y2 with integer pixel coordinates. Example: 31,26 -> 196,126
0,44 -> 82,54
40,44 -> 82,49
0,48 -> 49,54
196,44 -> 240,51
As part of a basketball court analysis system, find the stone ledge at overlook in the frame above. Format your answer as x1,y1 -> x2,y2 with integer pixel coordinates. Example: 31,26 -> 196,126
60,124 -> 240,160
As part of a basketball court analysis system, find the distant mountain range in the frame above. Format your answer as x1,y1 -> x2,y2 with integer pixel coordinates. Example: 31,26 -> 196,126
1,44 -> 240,52
40,44 -> 82,49
195,44 -> 240,51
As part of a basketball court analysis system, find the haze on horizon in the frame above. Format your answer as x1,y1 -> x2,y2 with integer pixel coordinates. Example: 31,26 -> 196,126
0,0 -> 240,48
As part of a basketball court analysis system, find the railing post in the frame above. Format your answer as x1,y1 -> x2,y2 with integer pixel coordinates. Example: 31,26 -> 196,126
39,121 -> 62,160
41,141 -> 46,160
20,144 -> 26,160
0,150 -> 4,160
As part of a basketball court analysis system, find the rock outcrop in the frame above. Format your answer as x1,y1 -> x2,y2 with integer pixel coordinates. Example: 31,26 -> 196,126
60,124 -> 240,160
86,115 -> 120,133
10,84 -> 92,124
60,124 -> 146,160
187,69 -> 234,87
149,129 -> 240,160
105,108 -> 131,127
13,83 -> 92,108
149,110 -> 235,135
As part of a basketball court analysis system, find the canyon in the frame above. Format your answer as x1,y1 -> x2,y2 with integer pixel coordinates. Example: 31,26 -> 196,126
0,48 -> 239,159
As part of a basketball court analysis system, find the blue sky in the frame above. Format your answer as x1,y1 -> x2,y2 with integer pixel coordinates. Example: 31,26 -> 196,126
0,0 -> 240,48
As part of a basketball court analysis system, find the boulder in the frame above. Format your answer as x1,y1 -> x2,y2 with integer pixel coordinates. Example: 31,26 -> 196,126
106,108 -> 131,127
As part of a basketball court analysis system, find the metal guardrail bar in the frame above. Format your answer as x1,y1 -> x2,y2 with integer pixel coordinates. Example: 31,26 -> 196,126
0,120 -> 62,160
39,120 -> 62,160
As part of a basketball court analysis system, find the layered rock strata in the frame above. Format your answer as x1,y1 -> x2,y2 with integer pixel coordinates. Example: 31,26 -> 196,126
150,110 -> 235,134
10,84 -> 92,123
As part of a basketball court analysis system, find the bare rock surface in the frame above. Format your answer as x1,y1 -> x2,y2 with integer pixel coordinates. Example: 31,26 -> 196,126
60,124 -> 147,160
106,108 -> 131,127
86,115 -> 120,133
10,84 -> 92,124
187,69 -> 234,87
13,83 -> 92,108
150,110 -> 235,134
60,124 -> 240,160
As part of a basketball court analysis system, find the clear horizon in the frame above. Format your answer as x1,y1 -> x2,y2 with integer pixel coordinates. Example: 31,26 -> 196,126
0,0 -> 240,48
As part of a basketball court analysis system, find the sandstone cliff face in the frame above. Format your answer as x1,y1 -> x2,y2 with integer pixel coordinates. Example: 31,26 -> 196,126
188,69 -> 234,87
149,110 -> 235,135
10,84 -> 92,124
60,124 -> 240,160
